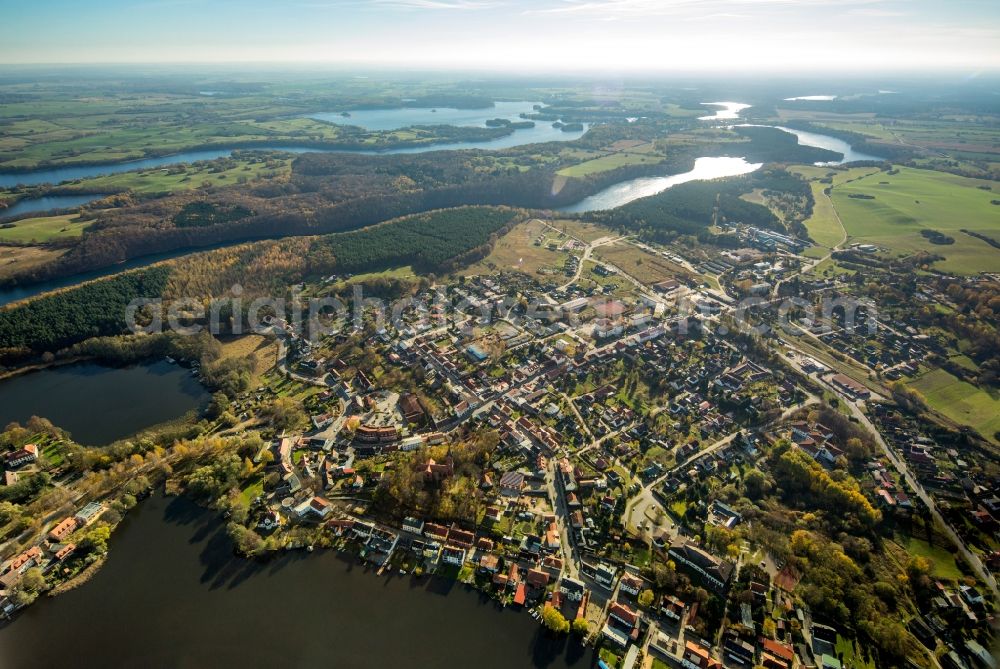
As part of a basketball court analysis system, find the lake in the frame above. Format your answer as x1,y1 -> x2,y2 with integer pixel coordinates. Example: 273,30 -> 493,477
0,102 -> 587,188
698,101 -> 751,120
312,100 -> 544,131
0,493 -> 596,669
783,95 -> 837,101
0,361 -> 208,446
0,194 -> 110,220
742,125 -> 882,164
558,156 -> 763,213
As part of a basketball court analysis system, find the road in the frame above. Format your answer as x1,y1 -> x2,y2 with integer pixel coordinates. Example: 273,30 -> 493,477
624,430 -> 742,539
846,397 -> 999,599
781,341 -> 998,600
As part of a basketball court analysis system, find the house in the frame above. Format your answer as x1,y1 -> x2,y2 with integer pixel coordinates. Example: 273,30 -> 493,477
4,546 -> 42,577
47,517 -> 78,543
294,496 -> 332,519
4,444 -> 38,469
668,539 -> 734,592
526,568 -> 550,589
326,518 -> 355,536
619,572 -> 643,597
258,510 -> 281,531
595,563 -> 617,587
559,577 -> 586,602
441,546 -> 466,566
53,543 -> 76,562
761,639 -> 795,669
448,526 -> 475,549
499,471 -> 525,497
708,500 -> 742,529
402,517 -> 424,535
479,553 -> 500,574
415,457 -> 454,483
682,640 -> 723,669
398,393 -> 427,425
830,374 -> 870,400
424,522 -> 449,541
660,595 -> 685,623
608,601 -> 639,629
959,585 -> 985,607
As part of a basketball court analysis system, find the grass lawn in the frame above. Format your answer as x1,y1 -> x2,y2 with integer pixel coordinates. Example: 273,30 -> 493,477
598,647 -> 623,669
0,214 -> 89,243
836,635 -> 876,669
902,536 -> 963,580
907,367 -> 1000,441
801,182 -> 845,248
239,477 -> 264,505
831,166 -> 1000,274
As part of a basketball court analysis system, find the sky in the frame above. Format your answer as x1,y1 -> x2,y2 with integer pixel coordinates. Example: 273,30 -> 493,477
1,0 -> 998,72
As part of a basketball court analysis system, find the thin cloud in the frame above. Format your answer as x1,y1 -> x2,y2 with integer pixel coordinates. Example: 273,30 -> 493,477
371,0 -> 498,8
525,0 -> 890,16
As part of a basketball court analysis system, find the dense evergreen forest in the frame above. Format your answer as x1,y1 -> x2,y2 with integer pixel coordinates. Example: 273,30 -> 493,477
0,267 -> 171,354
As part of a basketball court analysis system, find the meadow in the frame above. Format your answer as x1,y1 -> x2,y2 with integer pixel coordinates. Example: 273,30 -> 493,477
801,182 -> 844,249
0,214 -> 89,243
908,367 -> 1000,441
60,155 -> 292,196
831,166 -> 1000,274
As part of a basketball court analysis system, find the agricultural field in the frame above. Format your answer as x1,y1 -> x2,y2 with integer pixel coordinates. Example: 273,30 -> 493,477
907,367 -> 1000,441
60,155 -> 292,196
800,182 -> 845,249
556,146 -> 663,178
831,166 -> 1000,274
0,213 -> 89,243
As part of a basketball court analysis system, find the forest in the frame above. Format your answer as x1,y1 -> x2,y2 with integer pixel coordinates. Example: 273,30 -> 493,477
0,267 -> 170,355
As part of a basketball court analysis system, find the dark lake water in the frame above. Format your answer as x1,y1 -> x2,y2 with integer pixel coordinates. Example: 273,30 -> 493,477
0,361 -> 208,445
0,493 -> 596,669
0,194 -> 109,219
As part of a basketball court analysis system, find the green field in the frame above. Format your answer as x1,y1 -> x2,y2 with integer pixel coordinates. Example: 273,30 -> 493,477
0,214 -> 89,243
61,156 -> 293,195
902,536 -> 963,580
908,367 -> 1000,440
831,166 -> 1000,274
802,182 -> 845,248
556,151 -> 662,178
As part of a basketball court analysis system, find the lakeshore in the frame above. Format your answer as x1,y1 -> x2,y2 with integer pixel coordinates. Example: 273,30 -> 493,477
0,493 -> 596,669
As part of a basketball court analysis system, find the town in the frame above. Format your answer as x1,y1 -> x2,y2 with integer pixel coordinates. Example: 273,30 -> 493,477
2,203 -> 994,669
